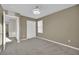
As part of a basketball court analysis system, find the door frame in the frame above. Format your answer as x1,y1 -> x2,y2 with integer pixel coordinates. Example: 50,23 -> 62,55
2,11 -> 20,50
27,20 -> 36,39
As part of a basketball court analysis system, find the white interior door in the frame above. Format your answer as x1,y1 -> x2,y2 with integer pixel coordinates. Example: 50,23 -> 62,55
27,20 -> 36,39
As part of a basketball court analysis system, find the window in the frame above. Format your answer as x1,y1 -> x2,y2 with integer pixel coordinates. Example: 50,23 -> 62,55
37,20 -> 43,33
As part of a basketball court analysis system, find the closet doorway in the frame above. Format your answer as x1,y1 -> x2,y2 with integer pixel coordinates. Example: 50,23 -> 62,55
27,20 -> 36,39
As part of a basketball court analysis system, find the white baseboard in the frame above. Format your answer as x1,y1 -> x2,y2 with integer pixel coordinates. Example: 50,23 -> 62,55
36,36 -> 79,51
20,37 -> 36,41
27,37 -> 37,40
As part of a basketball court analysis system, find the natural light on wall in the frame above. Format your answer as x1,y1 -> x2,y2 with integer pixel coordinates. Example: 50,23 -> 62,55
37,20 -> 43,33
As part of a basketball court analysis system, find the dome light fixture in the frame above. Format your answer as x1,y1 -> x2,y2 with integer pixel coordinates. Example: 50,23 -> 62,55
33,6 -> 40,15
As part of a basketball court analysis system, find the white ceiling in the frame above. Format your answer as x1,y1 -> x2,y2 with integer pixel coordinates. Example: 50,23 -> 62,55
2,4 -> 76,19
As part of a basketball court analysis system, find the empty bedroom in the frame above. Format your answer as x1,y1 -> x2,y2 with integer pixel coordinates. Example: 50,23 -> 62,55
0,4 -> 79,55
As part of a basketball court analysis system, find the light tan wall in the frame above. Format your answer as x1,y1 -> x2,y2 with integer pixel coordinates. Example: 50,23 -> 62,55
19,16 -> 27,40
37,5 -> 79,48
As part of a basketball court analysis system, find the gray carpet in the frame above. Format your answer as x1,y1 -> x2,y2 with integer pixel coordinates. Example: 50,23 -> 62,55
0,38 -> 79,55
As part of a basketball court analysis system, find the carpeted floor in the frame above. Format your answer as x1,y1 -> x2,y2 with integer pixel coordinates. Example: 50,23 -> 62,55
0,38 -> 79,55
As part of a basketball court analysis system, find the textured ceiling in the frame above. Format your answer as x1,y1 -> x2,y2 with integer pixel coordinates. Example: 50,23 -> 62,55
2,4 -> 76,19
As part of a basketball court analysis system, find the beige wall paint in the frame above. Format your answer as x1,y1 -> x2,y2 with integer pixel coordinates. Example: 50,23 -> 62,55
37,5 -> 79,48
19,16 -> 27,40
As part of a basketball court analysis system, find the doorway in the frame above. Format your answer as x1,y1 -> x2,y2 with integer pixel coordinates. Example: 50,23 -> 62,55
5,15 -> 17,42
3,11 -> 20,50
27,20 -> 36,39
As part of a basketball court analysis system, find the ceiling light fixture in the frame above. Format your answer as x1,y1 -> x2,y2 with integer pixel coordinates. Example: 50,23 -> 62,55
33,6 -> 40,15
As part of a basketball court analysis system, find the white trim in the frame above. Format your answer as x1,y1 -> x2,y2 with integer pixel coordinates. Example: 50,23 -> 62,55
5,14 -> 20,43
36,36 -> 79,51
20,37 -> 36,41
3,11 -> 6,50
5,14 -> 18,18
16,17 -> 20,43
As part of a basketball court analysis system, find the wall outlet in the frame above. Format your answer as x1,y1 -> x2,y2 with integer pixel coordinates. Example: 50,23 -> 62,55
68,40 -> 71,42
